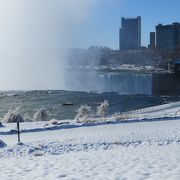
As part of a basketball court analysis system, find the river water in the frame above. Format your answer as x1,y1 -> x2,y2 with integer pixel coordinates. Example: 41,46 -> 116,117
0,71 -> 179,120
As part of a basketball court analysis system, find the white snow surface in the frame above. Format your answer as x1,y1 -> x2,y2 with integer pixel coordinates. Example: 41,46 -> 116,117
1,102 -> 180,179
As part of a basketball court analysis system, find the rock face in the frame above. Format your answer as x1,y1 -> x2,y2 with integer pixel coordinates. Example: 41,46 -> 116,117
0,140 -> 6,148
152,73 -> 180,95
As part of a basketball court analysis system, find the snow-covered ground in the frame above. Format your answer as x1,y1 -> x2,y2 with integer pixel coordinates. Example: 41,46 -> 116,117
1,102 -> 180,179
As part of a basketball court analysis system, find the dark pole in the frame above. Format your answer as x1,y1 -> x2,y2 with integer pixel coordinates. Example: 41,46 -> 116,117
17,121 -> 20,143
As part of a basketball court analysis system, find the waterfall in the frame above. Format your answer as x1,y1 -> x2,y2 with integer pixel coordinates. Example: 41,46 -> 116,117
65,70 -> 152,95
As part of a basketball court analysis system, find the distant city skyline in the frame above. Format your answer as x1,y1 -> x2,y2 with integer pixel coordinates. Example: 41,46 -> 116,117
74,0 -> 180,49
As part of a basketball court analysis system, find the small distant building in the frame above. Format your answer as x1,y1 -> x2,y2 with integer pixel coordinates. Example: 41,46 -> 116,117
119,16 -> 141,50
149,32 -> 155,49
156,23 -> 180,49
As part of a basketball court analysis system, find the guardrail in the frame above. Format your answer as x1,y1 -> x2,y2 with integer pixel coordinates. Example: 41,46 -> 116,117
123,101 -> 180,116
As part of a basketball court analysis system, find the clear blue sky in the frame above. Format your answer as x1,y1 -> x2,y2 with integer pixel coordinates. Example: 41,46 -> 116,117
75,0 -> 180,49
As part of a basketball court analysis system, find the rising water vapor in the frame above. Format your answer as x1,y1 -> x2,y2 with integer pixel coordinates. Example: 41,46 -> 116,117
0,0 -> 98,90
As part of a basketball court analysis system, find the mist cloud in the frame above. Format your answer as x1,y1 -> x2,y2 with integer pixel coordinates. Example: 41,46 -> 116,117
0,0 -> 98,90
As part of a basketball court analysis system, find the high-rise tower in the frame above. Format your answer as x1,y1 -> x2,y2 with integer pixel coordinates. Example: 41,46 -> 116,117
120,16 -> 141,50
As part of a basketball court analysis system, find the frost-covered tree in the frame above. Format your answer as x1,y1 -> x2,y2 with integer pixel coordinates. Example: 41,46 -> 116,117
76,105 -> 91,122
3,107 -> 24,123
33,108 -> 48,121
175,110 -> 180,116
97,100 -> 109,117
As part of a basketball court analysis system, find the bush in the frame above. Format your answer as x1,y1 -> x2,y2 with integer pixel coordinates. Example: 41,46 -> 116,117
75,105 -> 91,122
33,108 -> 48,121
3,108 -> 24,123
97,100 -> 109,117
49,119 -> 59,125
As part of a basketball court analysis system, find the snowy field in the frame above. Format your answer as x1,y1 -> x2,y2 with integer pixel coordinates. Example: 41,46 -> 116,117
1,103 -> 180,179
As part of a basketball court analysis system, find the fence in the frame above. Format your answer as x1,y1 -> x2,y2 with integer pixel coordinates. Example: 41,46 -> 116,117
123,101 -> 180,116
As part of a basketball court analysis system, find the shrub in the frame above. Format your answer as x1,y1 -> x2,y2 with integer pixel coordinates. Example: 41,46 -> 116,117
175,110 -> 180,116
75,105 -> 91,122
97,100 -> 109,117
3,108 -> 24,123
49,119 -> 59,125
33,108 -> 48,121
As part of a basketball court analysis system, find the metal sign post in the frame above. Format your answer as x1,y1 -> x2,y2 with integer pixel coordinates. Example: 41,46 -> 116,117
17,121 -> 20,143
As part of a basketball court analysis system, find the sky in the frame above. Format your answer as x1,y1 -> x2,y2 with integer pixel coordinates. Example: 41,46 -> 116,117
0,0 -> 179,90
0,0 -> 180,50
75,0 -> 180,49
